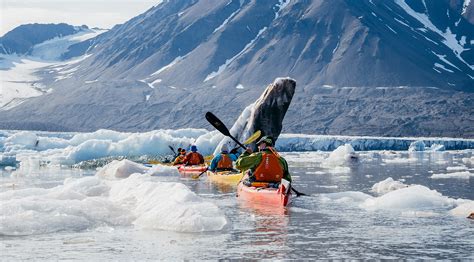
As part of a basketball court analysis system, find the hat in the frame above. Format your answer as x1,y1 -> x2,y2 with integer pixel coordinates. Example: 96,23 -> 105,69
221,144 -> 228,153
191,145 -> 198,152
256,136 -> 274,146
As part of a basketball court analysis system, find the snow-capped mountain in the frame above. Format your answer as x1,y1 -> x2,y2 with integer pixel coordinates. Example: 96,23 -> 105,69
0,23 -> 89,55
0,0 -> 473,137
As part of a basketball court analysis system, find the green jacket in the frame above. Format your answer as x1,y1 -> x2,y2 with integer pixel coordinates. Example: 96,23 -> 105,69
235,149 -> 291,182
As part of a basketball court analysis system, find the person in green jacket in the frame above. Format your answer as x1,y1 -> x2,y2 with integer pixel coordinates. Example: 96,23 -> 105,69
236,136 -> 291,185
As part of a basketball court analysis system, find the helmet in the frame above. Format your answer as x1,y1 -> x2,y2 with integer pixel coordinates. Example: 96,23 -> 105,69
191,145 -> 198,152
256,136 -> 274,146
180,149 -> 186,154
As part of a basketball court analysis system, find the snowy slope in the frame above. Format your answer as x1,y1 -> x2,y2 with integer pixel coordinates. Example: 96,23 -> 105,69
0,28 -> 105,110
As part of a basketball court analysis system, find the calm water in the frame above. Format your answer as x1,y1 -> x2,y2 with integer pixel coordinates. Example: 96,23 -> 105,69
1,151 -> 473,260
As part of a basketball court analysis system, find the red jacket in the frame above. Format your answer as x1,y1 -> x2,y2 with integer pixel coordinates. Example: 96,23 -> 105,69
183,152 -> 204,165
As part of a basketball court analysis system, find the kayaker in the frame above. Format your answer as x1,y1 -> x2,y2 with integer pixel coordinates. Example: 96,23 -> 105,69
173,148 -> 186,165
183,145 -> 205,165
236,136 -> 291,186
209,144 -> 239,171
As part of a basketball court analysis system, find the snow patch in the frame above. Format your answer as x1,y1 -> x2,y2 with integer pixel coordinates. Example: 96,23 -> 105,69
395,0 -> 472,69
151,56 -> 183,76
204,27 -> 267,82
434,63 -> 454,73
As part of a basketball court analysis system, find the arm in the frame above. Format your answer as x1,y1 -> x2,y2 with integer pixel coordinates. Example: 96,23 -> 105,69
279,157 -> 291,182
199,153 -> 205,164
209,154 -> 221,170
229,152 -> 239,161
235,151 -> 261,172
182,154 -> 190,165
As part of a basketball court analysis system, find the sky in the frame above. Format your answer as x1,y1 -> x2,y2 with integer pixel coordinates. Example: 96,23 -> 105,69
0,0 -> 160,36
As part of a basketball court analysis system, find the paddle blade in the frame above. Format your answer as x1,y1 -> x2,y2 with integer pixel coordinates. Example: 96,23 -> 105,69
243,130 -> 261,145
205,112 -> 231,136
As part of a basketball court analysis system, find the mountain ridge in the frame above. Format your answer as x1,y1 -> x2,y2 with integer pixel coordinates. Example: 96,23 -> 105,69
0,0 -> 473,137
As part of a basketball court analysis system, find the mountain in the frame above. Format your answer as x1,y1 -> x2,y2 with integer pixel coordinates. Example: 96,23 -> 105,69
0,23 -> 89,55
0,0 -> 473,137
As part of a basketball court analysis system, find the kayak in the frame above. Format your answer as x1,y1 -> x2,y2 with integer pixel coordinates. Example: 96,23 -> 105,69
207,170 -> 243,185
177,165 -> 207,173
237,178 -> 292,207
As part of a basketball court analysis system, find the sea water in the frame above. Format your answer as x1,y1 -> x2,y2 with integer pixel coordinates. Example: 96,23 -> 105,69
1,150 -> 473,259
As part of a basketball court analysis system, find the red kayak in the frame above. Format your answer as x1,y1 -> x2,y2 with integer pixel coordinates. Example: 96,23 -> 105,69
177,165 -> 207,173
237,178 -> 292,207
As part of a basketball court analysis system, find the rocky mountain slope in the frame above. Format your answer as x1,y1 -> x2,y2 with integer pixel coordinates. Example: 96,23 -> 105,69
0,0 -> 473,137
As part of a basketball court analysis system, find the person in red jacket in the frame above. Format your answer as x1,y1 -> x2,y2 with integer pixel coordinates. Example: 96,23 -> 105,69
183,145 -> 204,165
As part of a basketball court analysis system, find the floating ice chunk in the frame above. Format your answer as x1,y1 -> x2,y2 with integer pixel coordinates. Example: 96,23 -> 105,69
146,164 -> 179,176
450,201 -> 474,217
0,173 -> 227,236
0,181 -> 131,236
371,177 -> 408,195
462,156 -> 474,165
431,171 -> 474,179
4,131 -> 38,151
108,174 -> 227,232
428,143 -> 445,151
361,185 -> 459,211
383,157 -> 418,164
0,153 -> 17,166
61,176 -> 110,197
446,165 -> 468,171
96,159 -> 148,179
322,144 -> 358,167
320,191 -> 372,204
408,140 -> 425,152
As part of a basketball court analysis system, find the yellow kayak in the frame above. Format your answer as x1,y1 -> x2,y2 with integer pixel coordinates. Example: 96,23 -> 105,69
206,170 -> 243,185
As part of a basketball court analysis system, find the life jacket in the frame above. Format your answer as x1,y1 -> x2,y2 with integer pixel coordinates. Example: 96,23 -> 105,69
217,154 -> 233,169
187,152 -> 202,165
253,151 -> 284,182
173,155 -> 185,165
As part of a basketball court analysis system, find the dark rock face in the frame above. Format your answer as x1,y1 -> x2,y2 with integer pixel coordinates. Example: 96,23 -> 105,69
215,78 -> 296,153
0,23 -> 87,55
250,78 -> 297,141
0,0 -> 473,137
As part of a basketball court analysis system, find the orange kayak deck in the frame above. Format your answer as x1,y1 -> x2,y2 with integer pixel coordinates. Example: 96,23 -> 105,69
177,165 -> 207,173
237,179 -> 292,207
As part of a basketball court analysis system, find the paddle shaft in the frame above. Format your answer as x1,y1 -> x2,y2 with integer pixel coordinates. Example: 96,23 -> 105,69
193,168 -> 208,179
291,187 -> 307,197
205,112 -> 246,150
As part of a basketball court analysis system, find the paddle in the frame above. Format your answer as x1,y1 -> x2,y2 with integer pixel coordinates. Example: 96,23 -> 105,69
168,145 -> 178,156
291,187 -> 307,197
192,168 -> 209,179
192,130 -> 261,179
229,130 -> 262,153
205,112 -> 246,150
